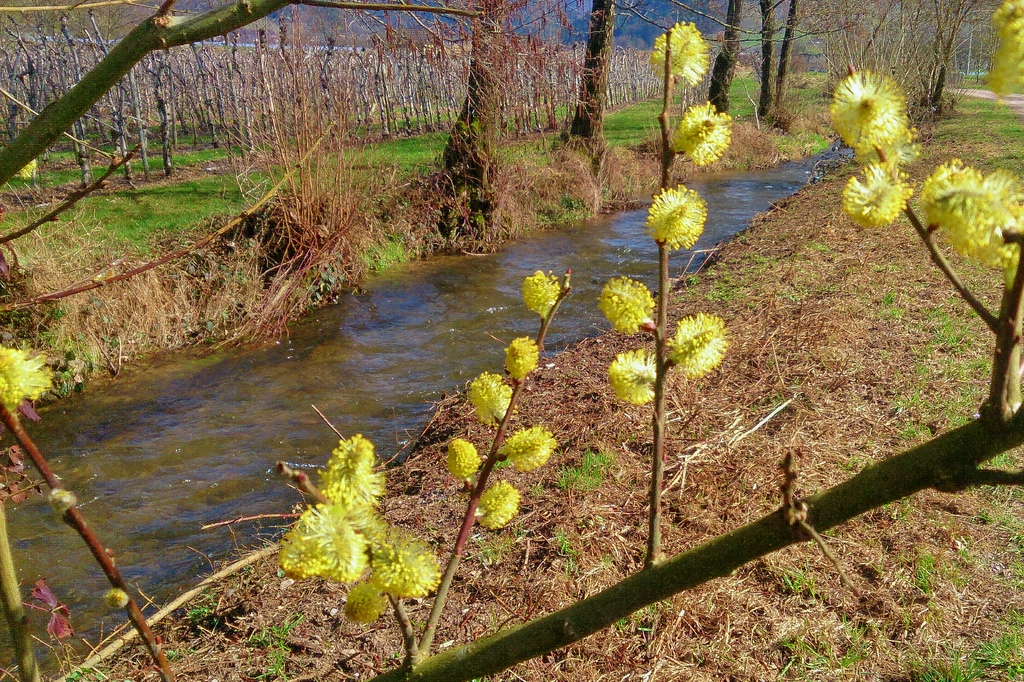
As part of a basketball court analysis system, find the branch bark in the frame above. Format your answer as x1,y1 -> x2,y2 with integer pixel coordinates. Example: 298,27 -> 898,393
368,414 -> 1024,682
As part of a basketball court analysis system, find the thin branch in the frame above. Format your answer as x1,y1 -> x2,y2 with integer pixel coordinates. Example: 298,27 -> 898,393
311,404 -> 344,439
904,206 -> 999,332
0,149 -> 136,246
388,595 -> 418,667
0,406 -> 174,682
0,126 -> 329,311
276,462 -> 331,504
0,502 -> 41,682
0,0 -> 147,11
418,275 -> 572,660
797,520 -> 860,595
200,513 -> 299,530
298,0 -> 479,16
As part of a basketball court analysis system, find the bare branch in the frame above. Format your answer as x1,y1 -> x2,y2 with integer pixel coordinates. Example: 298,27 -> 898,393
904,206 -> 999,332
0,149 -> 136,246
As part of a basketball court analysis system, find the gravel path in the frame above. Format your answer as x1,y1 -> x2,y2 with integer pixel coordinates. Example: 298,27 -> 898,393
961,87 -> 1024,117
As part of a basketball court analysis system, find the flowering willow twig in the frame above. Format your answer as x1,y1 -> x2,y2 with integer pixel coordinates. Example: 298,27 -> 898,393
275,462 -> 331,504
0,501 -> 41,682
0,405 -> 174,682
416,275 -> 572,661
646,25 -> 677,570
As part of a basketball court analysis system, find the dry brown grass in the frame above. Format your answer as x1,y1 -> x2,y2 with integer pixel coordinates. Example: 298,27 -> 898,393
96,112 -> 1024,682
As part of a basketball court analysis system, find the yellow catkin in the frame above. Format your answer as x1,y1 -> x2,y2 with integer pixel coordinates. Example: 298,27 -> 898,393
920,159 -> 1023,274
279,503 -> 369,583
371,530 -> 442,599
646,186 -> 707,250
668,314 -> 728,379
468,372 -> 512,426
650,22 -> 710,86
672,102 -> 733,166
320,434 -> 385,510
344,581 -> 388,624
522,271 -> 561,318
0,347 -> 50,411
104,588 -> 130,609
608,349 -> 657,405
478,480 -> 520,529
830,71 -> 911,162
989,0 -> 1024,97
598,277 -> 655,334
842,163 -> 913,228
505,337 -> 539,381
446,438 -> 481,481
498,425 -> 557,472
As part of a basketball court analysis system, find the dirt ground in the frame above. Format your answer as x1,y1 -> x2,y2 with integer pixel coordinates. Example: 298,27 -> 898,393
78,115 -> 1024,682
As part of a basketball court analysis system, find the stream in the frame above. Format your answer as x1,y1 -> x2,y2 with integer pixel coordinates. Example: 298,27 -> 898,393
10,155 -> 826,654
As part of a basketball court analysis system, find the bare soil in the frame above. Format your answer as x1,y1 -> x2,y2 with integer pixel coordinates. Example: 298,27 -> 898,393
81,120 -> 1024,682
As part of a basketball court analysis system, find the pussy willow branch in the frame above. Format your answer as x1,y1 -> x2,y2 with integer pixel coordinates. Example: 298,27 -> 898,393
0,406 -> 174,682
647,26 -> 676,570
0,149 -> 137,246
0,126 -> 329,312
903,206 -> 998,332
987,232 -> 1024,423
389,595 -> 418,666
417,277 -> 572,661
275,462 -> 331,504
369,412 -> 1024,682
0,501 -> 41,682
276,463 -> 417,659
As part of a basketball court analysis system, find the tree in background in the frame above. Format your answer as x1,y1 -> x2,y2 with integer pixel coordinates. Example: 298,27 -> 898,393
707,0 -> 743,112
568,0 -> 616,153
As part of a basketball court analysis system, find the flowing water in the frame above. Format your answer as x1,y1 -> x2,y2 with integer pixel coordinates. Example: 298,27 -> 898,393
9,157 -> 820,652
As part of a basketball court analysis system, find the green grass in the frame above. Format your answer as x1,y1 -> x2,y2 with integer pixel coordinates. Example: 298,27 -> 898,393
556,449 -> 615,492
933,96 -> 1024,175
8,174 -> 247,251
604,99 -> 662,148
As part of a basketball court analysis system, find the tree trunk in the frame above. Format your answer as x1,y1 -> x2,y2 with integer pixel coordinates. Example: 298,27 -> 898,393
442,1 -> 506,238
775,0 -> 798,104
708,0 -> 743,113
568,0 -> 615,147
757,0 -> 776,121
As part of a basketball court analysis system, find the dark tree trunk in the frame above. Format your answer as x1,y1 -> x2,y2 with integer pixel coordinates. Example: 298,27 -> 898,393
757,0 -> 776,121
569,0 -> 615,146
442,1 -> 506,238
708,0 -> 743,113
775,0 -> 798,102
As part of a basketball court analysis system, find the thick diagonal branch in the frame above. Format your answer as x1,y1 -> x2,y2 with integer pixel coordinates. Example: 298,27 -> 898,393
369,413 -> 1024,682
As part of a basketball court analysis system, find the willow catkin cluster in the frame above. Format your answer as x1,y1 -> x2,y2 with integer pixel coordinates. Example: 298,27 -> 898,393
280,434 -> 442,623
649,22 -> 709,86
989,0 -> 1024,97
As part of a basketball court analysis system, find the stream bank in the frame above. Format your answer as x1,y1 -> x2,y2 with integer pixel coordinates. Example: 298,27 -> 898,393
0,79 -> 832,401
